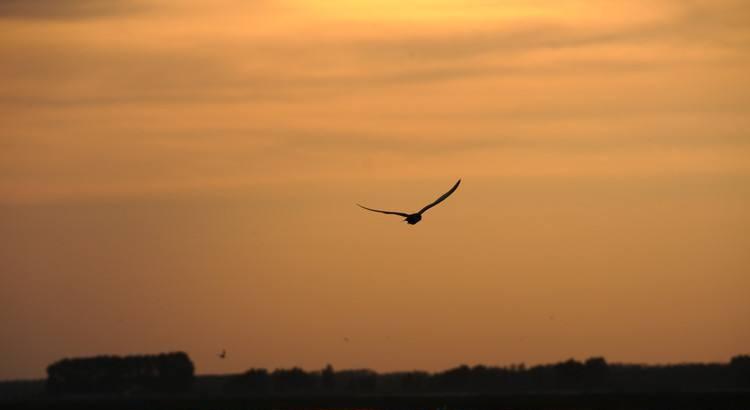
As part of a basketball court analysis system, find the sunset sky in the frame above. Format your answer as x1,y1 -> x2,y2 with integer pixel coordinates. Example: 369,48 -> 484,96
1,0 -> 749,380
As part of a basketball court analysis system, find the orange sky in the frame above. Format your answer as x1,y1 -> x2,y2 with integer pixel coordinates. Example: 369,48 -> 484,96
1,0 -> 749,380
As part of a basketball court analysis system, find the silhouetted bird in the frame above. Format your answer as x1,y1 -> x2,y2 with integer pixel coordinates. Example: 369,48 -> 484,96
358,179 -> 461,225
218,349 -> 226,359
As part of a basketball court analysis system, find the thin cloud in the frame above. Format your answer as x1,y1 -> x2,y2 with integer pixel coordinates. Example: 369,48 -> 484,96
349,8 -> 748,64
1,1 -> 747,106
0,0 -> 145,20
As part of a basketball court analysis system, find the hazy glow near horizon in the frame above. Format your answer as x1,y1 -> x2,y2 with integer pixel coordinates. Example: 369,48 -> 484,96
1,0 -> 749,380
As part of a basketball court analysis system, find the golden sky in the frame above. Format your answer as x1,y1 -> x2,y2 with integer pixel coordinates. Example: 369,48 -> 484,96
1,0 -> 749,380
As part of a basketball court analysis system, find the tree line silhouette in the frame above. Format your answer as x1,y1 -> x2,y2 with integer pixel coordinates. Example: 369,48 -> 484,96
43,353 -> 750,396
224,355 -> 750,395
46,352 -> 193,395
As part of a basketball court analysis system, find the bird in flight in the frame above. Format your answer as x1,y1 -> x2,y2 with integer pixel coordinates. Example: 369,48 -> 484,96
358,179 -> 461,225
218,349 -> 226,359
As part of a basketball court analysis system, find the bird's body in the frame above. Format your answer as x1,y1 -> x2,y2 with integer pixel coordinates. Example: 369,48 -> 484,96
404,213 -> 422,225
358,179 -> 461,225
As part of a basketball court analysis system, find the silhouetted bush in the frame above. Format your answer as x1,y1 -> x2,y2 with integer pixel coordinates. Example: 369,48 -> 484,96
46,352 -> 193,395
730,355 -> 750,387
337,369 -> 377,393
370,370 -> 428,394
271,367 -> 315,393
583,357 -> 609,388
224,368 -> 270,394
321,364 -> 336,391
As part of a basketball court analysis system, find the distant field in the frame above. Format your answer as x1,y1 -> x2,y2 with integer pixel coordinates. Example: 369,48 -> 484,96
3,388 -> 750,410
4,371 -> 750,410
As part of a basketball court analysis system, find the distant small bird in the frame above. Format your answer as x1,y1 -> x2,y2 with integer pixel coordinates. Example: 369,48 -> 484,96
358,179 -> 461,225
343,337 -> 350,343
218,349 -> 226,359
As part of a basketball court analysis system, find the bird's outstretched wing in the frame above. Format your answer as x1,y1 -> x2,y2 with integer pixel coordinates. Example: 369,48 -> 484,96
418,179 -> 461,215
357,204 -> 410,217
